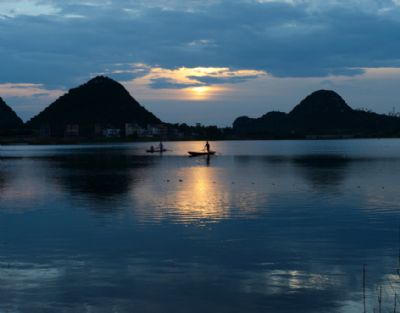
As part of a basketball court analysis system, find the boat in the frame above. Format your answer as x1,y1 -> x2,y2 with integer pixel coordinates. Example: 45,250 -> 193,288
188,151 -> 216,156
146,148 -> 168,153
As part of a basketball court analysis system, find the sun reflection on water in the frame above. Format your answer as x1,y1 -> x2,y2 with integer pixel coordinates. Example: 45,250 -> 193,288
131,165 -> 262,224
171,166 -> 231,221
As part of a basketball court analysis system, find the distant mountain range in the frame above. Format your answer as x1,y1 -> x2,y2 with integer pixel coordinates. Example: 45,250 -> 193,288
26,76 -> 162,136
1,79 -> 400,139
0,97 -> 23,133
233,90 -> 400,138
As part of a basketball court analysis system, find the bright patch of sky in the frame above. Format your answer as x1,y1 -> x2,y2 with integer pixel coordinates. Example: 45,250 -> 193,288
0,83 -> 62,98
100,64 -> 266,89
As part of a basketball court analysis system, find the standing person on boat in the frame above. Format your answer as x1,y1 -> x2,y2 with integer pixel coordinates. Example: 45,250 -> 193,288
159,141 -> 164,151
204,141 -> 210,153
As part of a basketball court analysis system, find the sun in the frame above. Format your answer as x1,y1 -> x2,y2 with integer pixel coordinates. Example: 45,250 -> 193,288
185,86 -> 220,101
192,86 -> 209,95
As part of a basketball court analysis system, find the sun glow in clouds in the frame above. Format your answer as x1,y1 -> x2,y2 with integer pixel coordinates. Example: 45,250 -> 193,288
186,85 -> 226,101
117,64 -> 266,101
190,86 -> 210,100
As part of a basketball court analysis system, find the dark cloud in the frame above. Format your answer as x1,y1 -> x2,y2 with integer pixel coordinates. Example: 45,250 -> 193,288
149,73 -> 265,89
1,0 -> 400,90
187,74 -> 264,85
149,78 -> 199,89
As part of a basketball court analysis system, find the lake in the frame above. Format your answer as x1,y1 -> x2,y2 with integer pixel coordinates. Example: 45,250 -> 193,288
1,139 -> 400,313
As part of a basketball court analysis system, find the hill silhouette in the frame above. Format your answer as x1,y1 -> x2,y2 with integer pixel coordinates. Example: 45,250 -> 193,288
233,90 -> 400,138
0,97 -> 23,133
26,76 -> 161,136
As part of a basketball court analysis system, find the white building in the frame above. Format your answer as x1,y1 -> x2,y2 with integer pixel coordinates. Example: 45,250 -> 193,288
103,128 -> 121,138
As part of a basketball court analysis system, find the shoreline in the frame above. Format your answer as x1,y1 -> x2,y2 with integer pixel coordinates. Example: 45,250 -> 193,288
1,135 -> 400,145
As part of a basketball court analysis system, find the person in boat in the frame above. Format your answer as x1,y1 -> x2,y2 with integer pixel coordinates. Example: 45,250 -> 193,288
204,141 -> 210,153
150,145 -> 154,152
159,141 -> 164,151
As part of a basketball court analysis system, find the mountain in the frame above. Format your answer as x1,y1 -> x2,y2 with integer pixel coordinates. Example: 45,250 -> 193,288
233,90 -> 400,138
26,76 -> 162,136
0,97 -> 23,133
289,90 -> 354,132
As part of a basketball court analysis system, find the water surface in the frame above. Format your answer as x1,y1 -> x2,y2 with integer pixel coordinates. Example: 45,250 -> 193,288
1,139 -> 400,312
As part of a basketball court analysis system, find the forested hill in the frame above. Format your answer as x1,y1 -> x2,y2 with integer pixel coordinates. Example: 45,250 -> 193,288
26,76 -> 162,135
0,97 -> 23,133
233,90 -> 400,138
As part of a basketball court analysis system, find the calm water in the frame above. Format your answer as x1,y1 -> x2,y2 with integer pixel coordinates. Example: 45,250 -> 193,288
1,139 -> 400,313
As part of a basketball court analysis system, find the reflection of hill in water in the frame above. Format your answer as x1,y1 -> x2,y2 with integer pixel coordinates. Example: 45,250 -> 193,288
292,155 -> 350,188
234,155 -> 351,188
50,154 -> 155,205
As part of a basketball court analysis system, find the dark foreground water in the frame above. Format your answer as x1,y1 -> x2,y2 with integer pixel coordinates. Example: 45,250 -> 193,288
1,140 -> 400,313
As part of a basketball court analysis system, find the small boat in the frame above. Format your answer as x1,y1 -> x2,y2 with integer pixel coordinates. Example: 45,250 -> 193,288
188,151 -> 216,156
146,149 -> 168,153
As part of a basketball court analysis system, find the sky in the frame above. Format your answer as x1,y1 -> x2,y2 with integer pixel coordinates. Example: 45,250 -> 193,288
1,0 -> 400,126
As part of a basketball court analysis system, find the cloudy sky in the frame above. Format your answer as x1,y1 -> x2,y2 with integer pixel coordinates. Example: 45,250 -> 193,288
1,0 -> 400,126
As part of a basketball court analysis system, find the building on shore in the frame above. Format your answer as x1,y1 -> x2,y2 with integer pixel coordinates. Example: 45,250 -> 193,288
64,124 -> 80,138
125,123 -> 145,137
103,128 -> 121,138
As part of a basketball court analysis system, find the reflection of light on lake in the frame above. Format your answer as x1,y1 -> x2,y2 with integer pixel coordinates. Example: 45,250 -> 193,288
173,166 -> 231,222
241,269 -> 336,295
0,162 -> 62,211
132,165 -> 262,224
1,181 -> 49,202
0,262 -> 63,290
365,189 -> 400,214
